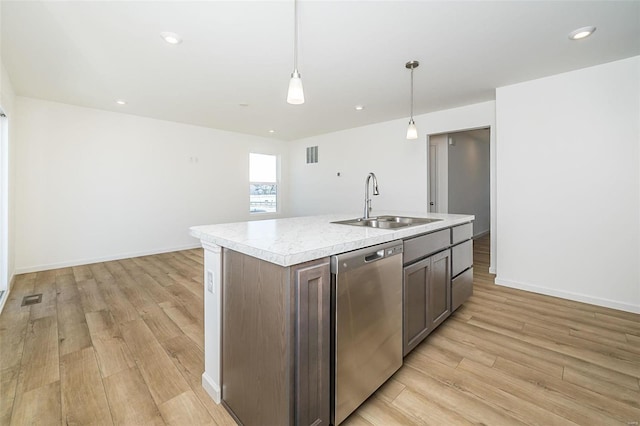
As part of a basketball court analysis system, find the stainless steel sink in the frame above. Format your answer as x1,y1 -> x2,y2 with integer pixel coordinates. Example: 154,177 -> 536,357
332,215 -> 442,229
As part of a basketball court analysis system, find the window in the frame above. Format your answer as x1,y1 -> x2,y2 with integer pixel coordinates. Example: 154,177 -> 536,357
250,153 -> 278,214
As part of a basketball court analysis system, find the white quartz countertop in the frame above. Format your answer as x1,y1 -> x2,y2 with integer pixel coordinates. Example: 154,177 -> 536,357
189,212 -> 474,267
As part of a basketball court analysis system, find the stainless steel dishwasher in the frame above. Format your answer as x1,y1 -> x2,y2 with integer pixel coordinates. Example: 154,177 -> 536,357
331,241 -> 403,425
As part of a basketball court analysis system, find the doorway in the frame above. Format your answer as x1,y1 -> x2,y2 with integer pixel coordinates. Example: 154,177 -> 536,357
428,128 -> 491,238
0,109 -> 6,306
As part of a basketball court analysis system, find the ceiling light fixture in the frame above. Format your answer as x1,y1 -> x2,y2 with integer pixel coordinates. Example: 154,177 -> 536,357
115,99 -> 127,105
286,0 -> 304,104
568,26 -> 596,40
405,60 -> 419,140
355,105 -> 365,111
160,32 -> 182,45
269,129 -> 276,134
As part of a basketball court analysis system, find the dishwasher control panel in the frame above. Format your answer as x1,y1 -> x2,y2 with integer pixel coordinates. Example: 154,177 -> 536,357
386,246 -> 403,257
330,241 -> 403,273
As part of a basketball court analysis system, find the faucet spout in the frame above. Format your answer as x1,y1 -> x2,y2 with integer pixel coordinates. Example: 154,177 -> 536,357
364,172 -> 380,219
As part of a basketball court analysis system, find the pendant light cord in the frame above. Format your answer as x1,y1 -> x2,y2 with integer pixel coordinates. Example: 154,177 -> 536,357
293,0 -> 298,71
287,0 -> 304,104
410,67 -> 414,120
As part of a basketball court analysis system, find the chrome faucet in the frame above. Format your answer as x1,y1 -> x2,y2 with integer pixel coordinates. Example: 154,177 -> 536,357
363,172 -> 379,219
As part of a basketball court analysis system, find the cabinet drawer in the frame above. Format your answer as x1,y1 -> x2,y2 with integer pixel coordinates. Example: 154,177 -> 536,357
451,223 -> 473,245
452,268 -> 473,312
403,229 -> 449,265
452,240 -> 473,277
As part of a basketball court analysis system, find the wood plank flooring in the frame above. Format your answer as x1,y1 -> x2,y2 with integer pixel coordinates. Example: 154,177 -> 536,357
1,235 -> 639,425
1,251 -> 235,426
343,235 -> 640,426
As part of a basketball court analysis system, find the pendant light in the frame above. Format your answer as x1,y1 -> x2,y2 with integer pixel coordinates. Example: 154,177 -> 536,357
405,60 -> 419,140
287,0 -> 304,104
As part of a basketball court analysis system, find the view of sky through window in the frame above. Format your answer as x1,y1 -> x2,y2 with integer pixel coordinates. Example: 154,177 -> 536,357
250,153 -> 277,213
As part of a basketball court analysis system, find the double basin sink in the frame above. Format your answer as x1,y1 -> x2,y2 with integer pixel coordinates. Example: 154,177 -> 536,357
332,215 -> 442,229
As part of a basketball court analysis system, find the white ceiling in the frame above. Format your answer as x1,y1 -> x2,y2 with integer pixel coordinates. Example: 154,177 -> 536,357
2,1 -> 639,141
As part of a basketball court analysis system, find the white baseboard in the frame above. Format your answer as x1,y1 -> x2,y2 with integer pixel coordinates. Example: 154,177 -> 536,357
489,266 -> 496,274
495,276 -> 640,314
0,274 -> 14,315
14,243 -> 202,275
0,289 -> 7,314
202,372 -> 221,404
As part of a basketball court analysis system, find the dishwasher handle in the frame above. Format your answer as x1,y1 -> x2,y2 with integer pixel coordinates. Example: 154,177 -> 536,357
331,241 -> 403,274
364,250 -> 384,263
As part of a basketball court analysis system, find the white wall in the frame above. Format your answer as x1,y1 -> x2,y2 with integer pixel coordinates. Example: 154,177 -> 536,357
448,129 -> 490,237
287,100 -> 497,270
496,56 -> 640,313
0,68 -> 13,114
0,62 -> 16,308
14,97 -> 288,273
288,119 -> 427,215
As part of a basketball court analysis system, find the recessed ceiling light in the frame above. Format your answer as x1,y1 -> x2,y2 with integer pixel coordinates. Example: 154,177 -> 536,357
268,130 -> 276,134
239,103 -> 249,107
115,99 -> 127,105
160,32 -> 182,45
355,105 -> 365,111
569,26 -> 596,40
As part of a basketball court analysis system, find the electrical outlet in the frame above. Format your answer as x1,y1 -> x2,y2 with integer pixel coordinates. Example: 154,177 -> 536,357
207,270 -> 214,293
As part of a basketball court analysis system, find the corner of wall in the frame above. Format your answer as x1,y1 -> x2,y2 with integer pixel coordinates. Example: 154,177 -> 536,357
0,66 -> 15,298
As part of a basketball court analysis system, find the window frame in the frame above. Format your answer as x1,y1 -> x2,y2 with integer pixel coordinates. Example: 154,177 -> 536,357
249,152 -> 280,215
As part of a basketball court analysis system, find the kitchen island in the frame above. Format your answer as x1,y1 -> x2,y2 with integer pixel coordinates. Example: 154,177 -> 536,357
190,212 -> 474,425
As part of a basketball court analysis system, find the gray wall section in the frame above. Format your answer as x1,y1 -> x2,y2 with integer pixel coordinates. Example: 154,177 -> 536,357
448,128 -> 490,236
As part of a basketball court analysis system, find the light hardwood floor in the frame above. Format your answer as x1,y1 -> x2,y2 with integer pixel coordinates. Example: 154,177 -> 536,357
1,235 -> 639,425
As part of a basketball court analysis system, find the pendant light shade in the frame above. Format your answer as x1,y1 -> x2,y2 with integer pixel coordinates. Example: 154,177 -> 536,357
287,0 -> 304,104
287,69 -> 305,104
406,60 -> 419,140
406,119 -> 418,140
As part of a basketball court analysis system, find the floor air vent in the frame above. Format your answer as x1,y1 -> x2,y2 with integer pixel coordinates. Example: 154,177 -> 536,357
21,294 -> 43,306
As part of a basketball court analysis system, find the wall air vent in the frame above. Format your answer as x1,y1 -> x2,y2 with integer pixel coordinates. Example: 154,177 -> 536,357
306,146 -> 318,164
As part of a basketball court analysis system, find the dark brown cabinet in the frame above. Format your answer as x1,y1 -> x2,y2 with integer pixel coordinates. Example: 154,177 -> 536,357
402,221 -> 474,357
294,260 -> 331,426
220,221 -> 475,424
430,249 -> 452,326
222,250 -> 330,426
450,223 -> 474,312
403,248 -> 451,356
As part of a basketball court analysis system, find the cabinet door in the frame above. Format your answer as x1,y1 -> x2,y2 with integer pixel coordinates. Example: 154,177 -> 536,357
294,260 -> 331,426
403,257 -> 431,356
223,249 -> 291,425
429,249 -> 451,329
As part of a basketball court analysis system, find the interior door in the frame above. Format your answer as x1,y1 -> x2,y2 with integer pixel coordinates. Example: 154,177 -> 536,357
429,144 -> 437,213
428,134 -> 448,213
